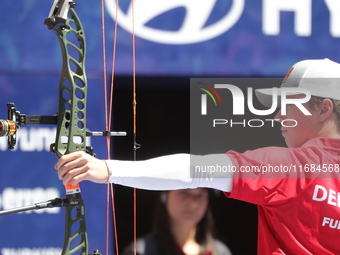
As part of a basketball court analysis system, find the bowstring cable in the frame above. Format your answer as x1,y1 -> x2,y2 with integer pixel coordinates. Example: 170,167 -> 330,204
101,0 -> 120,254
109,0 -> 121,254
102,0 -> 138,254
131,1 -> 139,255
109,0 -> 119,130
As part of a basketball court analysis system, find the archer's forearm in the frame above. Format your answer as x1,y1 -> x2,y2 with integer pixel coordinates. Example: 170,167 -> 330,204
106,153 -> 234,192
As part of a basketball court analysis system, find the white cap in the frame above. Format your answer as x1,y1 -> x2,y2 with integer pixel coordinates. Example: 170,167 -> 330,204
255,58 -> 340,107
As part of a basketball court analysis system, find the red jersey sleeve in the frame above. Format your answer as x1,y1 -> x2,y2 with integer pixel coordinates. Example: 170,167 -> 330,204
225,146 -> 316,206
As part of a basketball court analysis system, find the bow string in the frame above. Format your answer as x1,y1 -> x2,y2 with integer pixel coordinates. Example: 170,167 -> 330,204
100,0 -> 140,254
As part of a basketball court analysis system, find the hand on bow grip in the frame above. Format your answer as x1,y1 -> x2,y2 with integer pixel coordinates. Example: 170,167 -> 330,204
55,151 -> 110,186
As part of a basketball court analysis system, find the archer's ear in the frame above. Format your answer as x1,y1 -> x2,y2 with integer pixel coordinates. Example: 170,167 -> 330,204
319,99 -> 334,122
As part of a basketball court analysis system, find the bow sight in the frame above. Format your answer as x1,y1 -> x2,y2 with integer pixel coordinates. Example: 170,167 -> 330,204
0,102 -> 126,151
0,102 -> 58,149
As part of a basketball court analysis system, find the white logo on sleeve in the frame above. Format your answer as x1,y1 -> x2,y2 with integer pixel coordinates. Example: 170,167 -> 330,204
312,184 -> 340,230
312,184 -> 339,207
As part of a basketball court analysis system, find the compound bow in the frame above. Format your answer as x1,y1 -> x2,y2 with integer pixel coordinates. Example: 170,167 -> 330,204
0,0 -> 126,254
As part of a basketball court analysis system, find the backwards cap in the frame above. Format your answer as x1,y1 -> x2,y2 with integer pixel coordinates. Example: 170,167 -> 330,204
255,58 -> 340,107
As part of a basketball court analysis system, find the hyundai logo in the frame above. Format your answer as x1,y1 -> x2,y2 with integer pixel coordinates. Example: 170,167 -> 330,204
105,0 -> 245,44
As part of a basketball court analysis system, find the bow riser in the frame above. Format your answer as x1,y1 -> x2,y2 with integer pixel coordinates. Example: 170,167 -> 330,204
46,1 -> 89,254
53,7 -> 87,159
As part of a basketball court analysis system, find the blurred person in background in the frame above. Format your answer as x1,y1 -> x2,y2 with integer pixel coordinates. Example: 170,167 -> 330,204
122,188 -> 232,255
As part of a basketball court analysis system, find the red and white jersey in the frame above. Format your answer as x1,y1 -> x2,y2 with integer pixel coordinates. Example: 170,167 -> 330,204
225,137 -> 340,255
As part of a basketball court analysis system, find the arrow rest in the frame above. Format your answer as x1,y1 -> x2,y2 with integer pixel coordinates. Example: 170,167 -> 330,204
89,251 -> 102,255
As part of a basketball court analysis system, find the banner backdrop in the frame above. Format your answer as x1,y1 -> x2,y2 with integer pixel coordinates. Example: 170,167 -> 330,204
1,0 -> 340,77
1,0 -> 340,254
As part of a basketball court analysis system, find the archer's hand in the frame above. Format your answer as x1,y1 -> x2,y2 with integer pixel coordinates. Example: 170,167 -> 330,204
54,151 -> 110,186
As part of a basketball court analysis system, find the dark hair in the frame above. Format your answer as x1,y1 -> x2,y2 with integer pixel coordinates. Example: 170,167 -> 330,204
152,189 -> 216,255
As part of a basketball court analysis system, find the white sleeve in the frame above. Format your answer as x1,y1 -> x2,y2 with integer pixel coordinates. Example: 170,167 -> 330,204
105,153 -> 234,192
